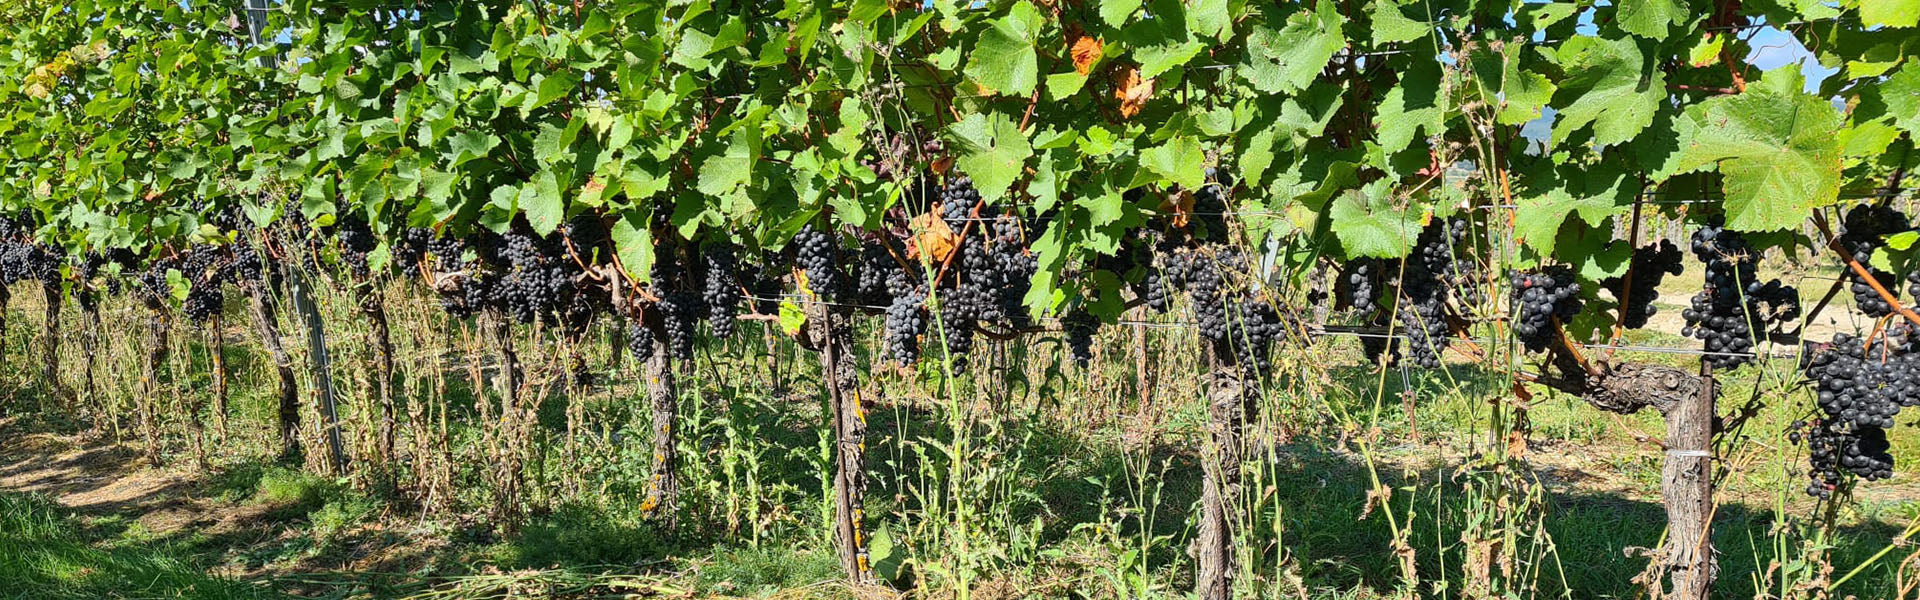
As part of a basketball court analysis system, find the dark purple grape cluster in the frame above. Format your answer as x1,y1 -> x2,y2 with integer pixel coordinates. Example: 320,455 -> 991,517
626,319 -> 656,362
1062,309 -> 1098,366
884,288 -> 928,366
1221,295 -> 1292,374
1390,219 -> 1481,368
1509,265 -> 1582,353
794,224 -> 845,301
1396,274 -> 1449,369
423,235 -> 496,318
1343,259 -> 1382,316
333,215 -> 378,278
902,177 -> 1039,372
1185,251 -> 1232,341
1799,418 -> 1895,498
1190,168 -> 1233,242
178,247 -> 234,324
701,242 -> 742,339
1682,220 -> 1800,368
493,231 -> 558,320
934,286 -> 979,372
1838,205 -> 1909,318
1601,240 -> 1684,330
391,227 -> 434,274
0,231 -> 61,289
1805,333 -> 1920,430
658,291 -> 698,360
1142,238 -> 1181,313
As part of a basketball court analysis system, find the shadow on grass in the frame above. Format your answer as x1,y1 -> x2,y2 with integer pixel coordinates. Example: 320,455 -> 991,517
0,492 -> 269,600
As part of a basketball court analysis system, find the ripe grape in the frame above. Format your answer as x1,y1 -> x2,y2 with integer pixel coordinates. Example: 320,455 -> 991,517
1509,265 -> 1582,353
1600,240 -> 1684,330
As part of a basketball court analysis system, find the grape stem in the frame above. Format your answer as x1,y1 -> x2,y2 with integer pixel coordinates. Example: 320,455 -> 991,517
1609,189 -> 1647,352
928,199 -> 985,291
1551,316 -> 1599,376
1812,210 -> 1920,329
1789,275 -> 1848,338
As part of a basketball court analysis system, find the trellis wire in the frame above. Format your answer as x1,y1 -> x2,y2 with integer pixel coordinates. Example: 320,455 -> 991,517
738,293 -> 1801,361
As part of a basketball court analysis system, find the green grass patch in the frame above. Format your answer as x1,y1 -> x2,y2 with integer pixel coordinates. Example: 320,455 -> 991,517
0,492 -> 265,600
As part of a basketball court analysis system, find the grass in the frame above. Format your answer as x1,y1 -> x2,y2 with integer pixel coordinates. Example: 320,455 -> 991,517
0,492 -> 266,600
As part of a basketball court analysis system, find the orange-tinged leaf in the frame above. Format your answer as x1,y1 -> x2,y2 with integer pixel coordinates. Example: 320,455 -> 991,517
1070,35 -> 1104,75
909,211 -> 959,262
1114,66 -> 1153,119
1167,189 -> 1194,229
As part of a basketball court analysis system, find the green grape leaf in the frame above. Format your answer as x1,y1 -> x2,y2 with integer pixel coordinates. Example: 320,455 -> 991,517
1882,64 -> 1920,135
964,1 -> 1041,97
1859,0 -> 1920,28
1671,66 -> 1842,231
779,300 -> 807,335
1616,0 -> 1685,39
447,131 -> 499,168
1100,0 -> 1138,28
1469,45 -> 1556,126
1240,2 -> 1345,94
1514,170 -> 1629,258
1330,180 -> 1416,259
1141,136 -> 1205,190
524,169 -> 565,235
610,207 -> 655,282
1370,0 -> 1431,45
1551,36 -> 1665,147
1374,59 -> 1445,155
948,112 -> 1033,202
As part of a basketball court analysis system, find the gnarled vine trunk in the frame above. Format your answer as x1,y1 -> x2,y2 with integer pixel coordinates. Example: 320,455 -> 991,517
482,308 -> 526,526
245,281 -> 303,464
641,323 -> 679,528
1195,345 -> 1249,600
138,296 -> 168,467
40,283 -> 62,405
209,313 -> 229,439
357,283 -> 397,470
807,301 -> 869,583
1661,363 -> 1716,599
1535,359 -> 1717,598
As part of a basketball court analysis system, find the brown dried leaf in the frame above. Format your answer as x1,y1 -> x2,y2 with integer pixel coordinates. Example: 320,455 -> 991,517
1113,66 -> 1153,118
910,211 -> 958,263
1070,35 -> 1104,75
1166,189 -> 1194,229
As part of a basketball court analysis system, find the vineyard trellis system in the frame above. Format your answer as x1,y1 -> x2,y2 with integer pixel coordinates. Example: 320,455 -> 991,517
3,0 -> 1920,597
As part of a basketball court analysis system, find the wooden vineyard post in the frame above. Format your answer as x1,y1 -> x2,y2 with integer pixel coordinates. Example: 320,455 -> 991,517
640,320 -> 680,528
245,280 -> 304,463
287,266 -> 348,476
1196,344 -> 1249,600
807,299 -> 870,583
1661,361 -> 1717,598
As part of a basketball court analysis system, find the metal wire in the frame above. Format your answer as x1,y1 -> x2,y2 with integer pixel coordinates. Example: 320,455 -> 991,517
739,294 -> 1803,361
